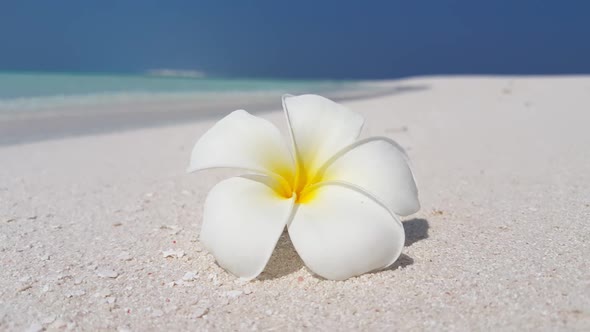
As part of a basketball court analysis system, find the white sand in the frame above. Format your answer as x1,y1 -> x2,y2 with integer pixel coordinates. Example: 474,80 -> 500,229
1,76 -> 589,331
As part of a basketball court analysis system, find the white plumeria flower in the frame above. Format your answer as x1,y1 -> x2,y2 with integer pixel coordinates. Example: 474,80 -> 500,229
189,94 -> 419,280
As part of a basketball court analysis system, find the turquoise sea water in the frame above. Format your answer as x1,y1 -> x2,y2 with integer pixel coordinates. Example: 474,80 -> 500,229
0,72 -> 357,112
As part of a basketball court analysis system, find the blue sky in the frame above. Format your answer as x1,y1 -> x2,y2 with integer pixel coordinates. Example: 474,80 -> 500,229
0,1 -> 589,79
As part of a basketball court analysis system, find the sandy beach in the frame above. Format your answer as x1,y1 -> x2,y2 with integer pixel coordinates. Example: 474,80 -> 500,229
1,76 -> 589,330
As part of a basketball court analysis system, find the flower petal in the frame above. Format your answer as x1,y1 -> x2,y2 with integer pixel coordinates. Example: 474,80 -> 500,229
288,183 -> 405,280
201,175 -> 295,280
320,138 -> 420,216
282,94 -> 364,177
189,110 -> 295,181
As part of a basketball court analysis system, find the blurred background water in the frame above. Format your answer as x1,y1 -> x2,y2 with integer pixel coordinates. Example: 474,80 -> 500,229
0,72 -> 356,113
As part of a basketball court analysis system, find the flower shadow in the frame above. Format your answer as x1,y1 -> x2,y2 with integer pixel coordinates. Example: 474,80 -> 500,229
403,218 -> 429,247
257,230 -> 304,280
258,218 -> 430,280
373,218 -> 430,273
382,253 -> 415,272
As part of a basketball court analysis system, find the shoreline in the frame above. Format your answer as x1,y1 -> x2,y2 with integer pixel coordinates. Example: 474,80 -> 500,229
0,80 -> 423,145
2,74 -> 584,146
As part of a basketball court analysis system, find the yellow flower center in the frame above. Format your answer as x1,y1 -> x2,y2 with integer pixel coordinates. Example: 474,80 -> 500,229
272,160 -> 322,204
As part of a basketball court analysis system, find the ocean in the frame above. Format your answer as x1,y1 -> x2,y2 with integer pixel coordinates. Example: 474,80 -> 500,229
0,72 -> 359,114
